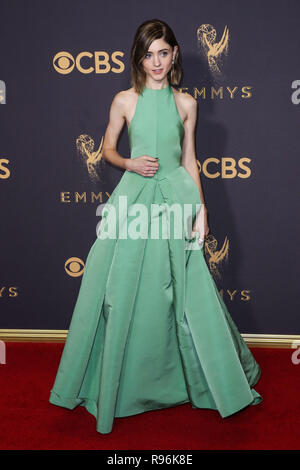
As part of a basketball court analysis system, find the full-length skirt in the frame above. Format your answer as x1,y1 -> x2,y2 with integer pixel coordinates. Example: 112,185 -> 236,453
49,166 -> 262,434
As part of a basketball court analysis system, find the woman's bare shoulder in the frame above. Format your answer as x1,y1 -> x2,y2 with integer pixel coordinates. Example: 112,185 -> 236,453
113,87 -> 137,104
108,88 -> 138,126
110,87 -> 137,118
171,86 -> 196,106
171,86 -> 197,123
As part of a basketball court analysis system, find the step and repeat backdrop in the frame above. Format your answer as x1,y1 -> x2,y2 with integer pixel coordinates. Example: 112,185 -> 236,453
0,0 -> 299,334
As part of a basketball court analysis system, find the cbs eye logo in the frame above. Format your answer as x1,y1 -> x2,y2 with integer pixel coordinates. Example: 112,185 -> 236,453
53,51 -> 125,75
64,257 -> 85,277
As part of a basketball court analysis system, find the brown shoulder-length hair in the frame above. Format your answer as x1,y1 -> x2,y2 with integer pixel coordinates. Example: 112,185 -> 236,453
130,19 -> 183,94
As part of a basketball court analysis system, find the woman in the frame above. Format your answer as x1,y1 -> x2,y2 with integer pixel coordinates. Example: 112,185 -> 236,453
49,19 -> 262,435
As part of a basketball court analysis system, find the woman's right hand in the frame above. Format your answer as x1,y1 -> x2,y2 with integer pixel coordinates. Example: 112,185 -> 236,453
126,155 -> 159,177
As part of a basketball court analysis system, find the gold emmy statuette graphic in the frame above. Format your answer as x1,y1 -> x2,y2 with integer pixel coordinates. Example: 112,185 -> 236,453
64,257 -> 85,277
197,24 -> 230,77
204,234 -> 229,279
76,134 -> 104,182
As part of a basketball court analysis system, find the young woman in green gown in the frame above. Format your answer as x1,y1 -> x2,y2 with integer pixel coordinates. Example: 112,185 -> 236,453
49,18 -> 262,435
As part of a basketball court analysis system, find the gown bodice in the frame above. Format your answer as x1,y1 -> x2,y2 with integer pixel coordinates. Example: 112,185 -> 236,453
128,83 -> 185,180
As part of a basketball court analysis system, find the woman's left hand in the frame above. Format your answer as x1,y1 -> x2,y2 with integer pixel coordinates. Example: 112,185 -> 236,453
192,205 -> 210,245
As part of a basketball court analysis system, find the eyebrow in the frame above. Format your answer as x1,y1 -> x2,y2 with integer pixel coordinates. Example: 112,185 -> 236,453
147,48 -> 170,53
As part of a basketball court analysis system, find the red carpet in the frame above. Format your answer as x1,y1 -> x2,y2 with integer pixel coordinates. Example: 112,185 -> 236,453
0,342 -> 299,450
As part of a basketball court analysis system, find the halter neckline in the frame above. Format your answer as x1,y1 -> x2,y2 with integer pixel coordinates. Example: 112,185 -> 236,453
143,83 -> 171,93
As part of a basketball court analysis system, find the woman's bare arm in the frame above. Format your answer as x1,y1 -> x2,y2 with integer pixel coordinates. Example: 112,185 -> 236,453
180,94 -> 207,210
102,91 -> 130,170
102,90 -> 159,176
180,93 -> 210,238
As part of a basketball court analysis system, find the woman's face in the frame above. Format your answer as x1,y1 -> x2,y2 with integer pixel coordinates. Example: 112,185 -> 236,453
142,38 -> 178,84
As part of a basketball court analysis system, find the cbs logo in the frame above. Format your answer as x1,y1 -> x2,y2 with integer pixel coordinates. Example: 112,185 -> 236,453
199,157 -> 251,178
53,51 -> 125,74
0,159 -> 10,179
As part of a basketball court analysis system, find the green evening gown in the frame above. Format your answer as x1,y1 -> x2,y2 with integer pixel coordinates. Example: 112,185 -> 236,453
49,83 -> 262,434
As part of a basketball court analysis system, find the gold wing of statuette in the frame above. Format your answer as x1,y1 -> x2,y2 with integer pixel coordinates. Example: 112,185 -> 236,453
206,235 -> 229,264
